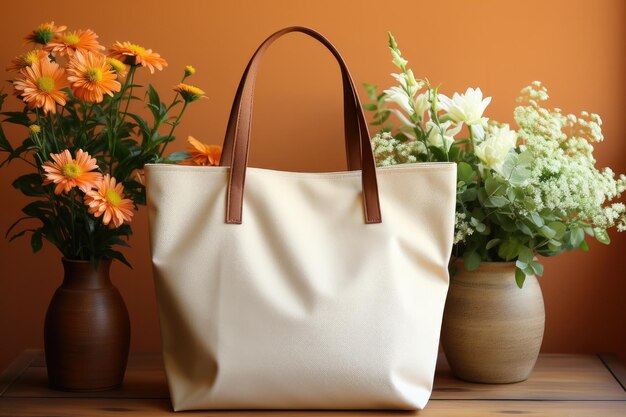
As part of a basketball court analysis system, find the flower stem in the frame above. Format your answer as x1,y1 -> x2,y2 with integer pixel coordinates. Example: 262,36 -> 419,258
119,66 -> 137,124
110,65 -> 137,174
45,112 -> 60,153
69,189 -> 77,256
79,104 -> 94,149
160,101 -> 188,157
166,73 -> 188,113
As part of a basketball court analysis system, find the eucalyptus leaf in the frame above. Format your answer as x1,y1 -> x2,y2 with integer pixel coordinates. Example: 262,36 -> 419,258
515,267 -> 526,289
463,250 -> 481,271
498,239 -> 520,261
518,245 -> 534,263
515,220 -> 533,236
539,225 -> 557,239
530,212 -> 544,227
457,162 -> 474,183
530,260 -> 544,277
164,151 -> 190,162
486,238 -> 501,250
593,228 -> 611,245
486,195 -> 508,208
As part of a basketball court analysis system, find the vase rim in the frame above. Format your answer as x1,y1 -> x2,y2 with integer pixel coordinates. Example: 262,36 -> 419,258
61,257 -> 112,265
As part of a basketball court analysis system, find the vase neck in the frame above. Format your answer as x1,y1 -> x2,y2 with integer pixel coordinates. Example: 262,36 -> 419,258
61,258 -> 113,290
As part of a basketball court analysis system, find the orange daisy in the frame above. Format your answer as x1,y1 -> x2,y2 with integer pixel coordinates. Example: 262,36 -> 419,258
13,58 -> 69,114
45,29 -> 104,57
24,22 -> 66,45
183,136 -> 222,166
6,49 -> 50,72
106,57 -> 128,78
42,149 -> 101,195
84,174 -> 134,228
184,65 -> 196,77
67,51 -> 121,103
174,83 -> 206,103
108,41 -> 168,74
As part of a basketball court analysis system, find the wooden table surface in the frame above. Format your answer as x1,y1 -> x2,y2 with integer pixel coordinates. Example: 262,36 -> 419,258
1,351 -> 625,416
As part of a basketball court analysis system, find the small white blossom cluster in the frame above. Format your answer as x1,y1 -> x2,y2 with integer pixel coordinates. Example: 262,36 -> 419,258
453,212 -> 474,244
515,82 -> 626,232
517,81 -> 549,107
371,131 -> 422,166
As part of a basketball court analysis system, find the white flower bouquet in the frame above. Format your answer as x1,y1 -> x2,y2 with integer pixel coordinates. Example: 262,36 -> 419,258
365,33 -> 626,287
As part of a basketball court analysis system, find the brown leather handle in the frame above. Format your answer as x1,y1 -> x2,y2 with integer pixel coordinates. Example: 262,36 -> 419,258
221,62 -> 362,171
221,26 -> 382,224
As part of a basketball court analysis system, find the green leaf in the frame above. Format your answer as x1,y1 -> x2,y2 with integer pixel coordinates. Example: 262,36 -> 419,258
448,145 -> 461,162
515,267 -> 526,288
1,111 -> 31,126
0,124 -> 12,153
484,177 -> 501,196
530,260 -> 544,277
146,84 -> 165,121
494,213 -> 518,232
164,151 -> 190,162
463,250 -> 481,271
593,228 -> 611,245
470,217 -> 486,233
108,237 -> 131,248
498,239 -> 520,261
371,110 -> 391,125
518,245 -> 534,263
106,250 -> 132,269
8,228 -> 34,242
502,151 -> 532,186
529,212 -> 544,228
457,162 -> 474,183
12,173 -> 46,197
21,200 -> 52,218
548,239 -> 562,248
388,32 -> 398,49
579,240 -> 589,251
5,216 -> 32,238
363,83 -> 378,101
486,238 -> 501,250
429,146 -> 447,161
515,220 -> 533,236
31,230 -> 43,253
568,227 -> 585,248
539,225 -> 557,239
147,84 -> 160,107
485,195 -> 508,208
547,221 -> 566,239
362,103 -> 378,111
374,108 -> 390,118
459,187 -> 477,203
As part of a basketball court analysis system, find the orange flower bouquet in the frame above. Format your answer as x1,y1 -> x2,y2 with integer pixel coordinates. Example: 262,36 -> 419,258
0,22 -> 209,267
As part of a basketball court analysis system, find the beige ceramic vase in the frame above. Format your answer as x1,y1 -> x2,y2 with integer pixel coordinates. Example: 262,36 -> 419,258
441,261 -> 545,383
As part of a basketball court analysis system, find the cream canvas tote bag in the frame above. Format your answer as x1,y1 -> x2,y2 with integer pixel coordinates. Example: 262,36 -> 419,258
146,26 -> 456,411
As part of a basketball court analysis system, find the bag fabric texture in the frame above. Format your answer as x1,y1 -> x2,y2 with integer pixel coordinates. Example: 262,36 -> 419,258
146,26 -> 456,411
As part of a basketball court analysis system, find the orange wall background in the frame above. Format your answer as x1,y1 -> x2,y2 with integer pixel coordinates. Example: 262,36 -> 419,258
0,0 -> 625,371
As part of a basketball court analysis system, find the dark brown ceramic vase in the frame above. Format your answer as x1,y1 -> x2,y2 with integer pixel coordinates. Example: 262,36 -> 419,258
44,258 -> 130,391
